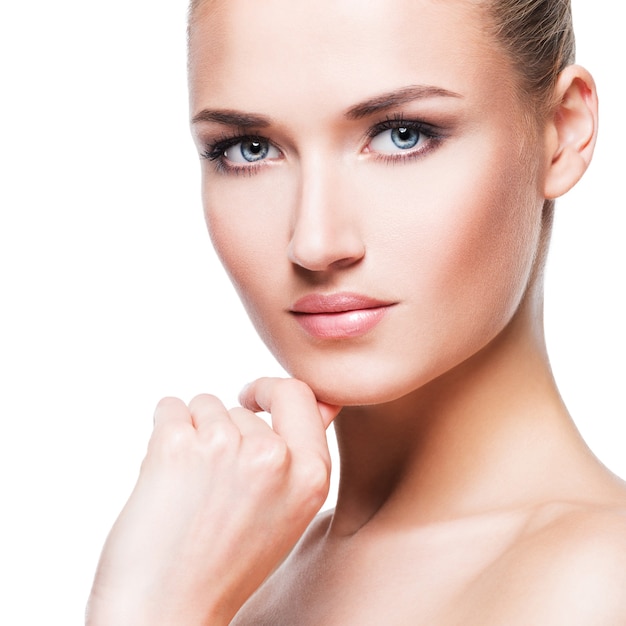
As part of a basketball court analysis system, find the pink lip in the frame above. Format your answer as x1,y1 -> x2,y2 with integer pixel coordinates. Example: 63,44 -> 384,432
290,293 -> 394,339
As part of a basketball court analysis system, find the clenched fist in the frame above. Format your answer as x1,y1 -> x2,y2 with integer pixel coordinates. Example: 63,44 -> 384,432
86,378 -> 341,626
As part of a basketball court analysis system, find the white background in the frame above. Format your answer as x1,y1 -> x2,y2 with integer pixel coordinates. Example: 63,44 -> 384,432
0,2 -> 623,623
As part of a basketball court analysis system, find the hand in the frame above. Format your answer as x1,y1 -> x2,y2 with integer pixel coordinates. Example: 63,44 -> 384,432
86,378 -> 341,626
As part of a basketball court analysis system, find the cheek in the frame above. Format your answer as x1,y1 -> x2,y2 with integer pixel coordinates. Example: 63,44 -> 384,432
359,134 -> 543,352
440,147 -> 542,320
428,166 -> 538,309
392,140 -> 537,280
202,172 -> 292,333
203,172 -> 286,264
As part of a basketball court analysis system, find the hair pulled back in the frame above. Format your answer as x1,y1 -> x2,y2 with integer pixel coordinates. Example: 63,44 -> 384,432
484,0 -> 575,115
478,0 -> 575,275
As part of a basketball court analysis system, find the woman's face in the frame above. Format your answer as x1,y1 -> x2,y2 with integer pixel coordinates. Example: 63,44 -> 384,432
189,0 -> 547,406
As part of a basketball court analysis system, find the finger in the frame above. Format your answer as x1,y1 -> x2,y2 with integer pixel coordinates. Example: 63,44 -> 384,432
240,380 -> 342,429
228,406 -> 274,437
239,378 -> 330,461
153,396 -> 191,427
188,393 -> 232,431
315,401 -> 342,429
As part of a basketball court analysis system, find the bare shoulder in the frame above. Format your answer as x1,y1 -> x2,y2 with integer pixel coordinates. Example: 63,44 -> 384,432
466,501 -> 626,624
530,502 -> 626,587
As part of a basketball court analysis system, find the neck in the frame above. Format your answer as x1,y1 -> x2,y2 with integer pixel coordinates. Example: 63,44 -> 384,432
329,289 -> 603,535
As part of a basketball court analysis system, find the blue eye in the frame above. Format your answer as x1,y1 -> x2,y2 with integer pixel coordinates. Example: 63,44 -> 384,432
392,127 -> 420,149
223,138 -> 280,164
369,125 -> 426,154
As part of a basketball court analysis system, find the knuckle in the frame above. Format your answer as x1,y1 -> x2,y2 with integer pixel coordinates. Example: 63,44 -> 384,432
152,396 -> 189,426
149,421 -> 194,459
151,420 -> 240,456
155,396 -> 185,410
246,435 -> 290,473
188,392 -> 219,411
296,454 -> 330,504
201,420 -> 241,456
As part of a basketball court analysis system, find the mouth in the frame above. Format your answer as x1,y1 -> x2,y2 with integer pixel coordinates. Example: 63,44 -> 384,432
290,292 -> 395,339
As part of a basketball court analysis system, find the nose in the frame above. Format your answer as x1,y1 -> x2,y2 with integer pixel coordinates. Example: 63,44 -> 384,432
287,158 -> 365,272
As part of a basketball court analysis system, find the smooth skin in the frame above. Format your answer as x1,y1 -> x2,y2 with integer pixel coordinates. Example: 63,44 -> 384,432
87,0 -> 626,624
87,379 -> 340,624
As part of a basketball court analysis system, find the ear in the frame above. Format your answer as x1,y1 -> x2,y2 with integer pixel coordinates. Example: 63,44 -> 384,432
543,65 -> 598,199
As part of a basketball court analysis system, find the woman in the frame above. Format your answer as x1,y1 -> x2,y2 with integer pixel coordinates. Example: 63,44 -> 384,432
87,0 -> 626,623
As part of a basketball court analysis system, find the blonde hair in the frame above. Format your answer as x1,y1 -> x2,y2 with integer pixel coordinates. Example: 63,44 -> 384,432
484,0 -> 575,116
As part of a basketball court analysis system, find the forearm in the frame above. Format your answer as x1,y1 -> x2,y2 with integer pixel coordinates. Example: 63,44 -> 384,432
85,585 -> 232,626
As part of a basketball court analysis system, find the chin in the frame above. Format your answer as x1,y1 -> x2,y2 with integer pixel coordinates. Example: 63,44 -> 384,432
274,332 -> 495,409
281,358 -> 434,408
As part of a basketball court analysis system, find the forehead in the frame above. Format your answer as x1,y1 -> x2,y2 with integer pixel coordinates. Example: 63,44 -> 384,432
189,0 -> 509,118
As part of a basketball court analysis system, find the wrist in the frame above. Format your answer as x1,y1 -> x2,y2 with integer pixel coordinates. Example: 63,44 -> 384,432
85,589 -> 231,626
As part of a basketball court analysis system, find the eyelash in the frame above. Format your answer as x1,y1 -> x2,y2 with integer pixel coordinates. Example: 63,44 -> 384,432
201,116 -> 444,175
201,132 -> 271,175
365,115 -> 443,163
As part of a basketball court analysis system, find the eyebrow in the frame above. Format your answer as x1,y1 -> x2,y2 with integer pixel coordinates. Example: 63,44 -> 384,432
191,109 -> 271,127
345,85 -> 463,120
191,85 -> 462,127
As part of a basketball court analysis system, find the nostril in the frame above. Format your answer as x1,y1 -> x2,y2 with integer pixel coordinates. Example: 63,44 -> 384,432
287,231 -> 365,273
330,255 -> 365,270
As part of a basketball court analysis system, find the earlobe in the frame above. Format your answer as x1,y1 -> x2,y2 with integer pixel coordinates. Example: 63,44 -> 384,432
543,65 -> 598,199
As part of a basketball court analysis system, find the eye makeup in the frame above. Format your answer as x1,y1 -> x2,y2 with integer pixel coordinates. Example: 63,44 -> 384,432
199,112 -> 448,175
363,114 -> 446,163
200,131 -> 281,175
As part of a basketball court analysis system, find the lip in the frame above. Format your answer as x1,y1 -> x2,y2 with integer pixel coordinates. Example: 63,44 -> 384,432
290,292 -> 395,339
